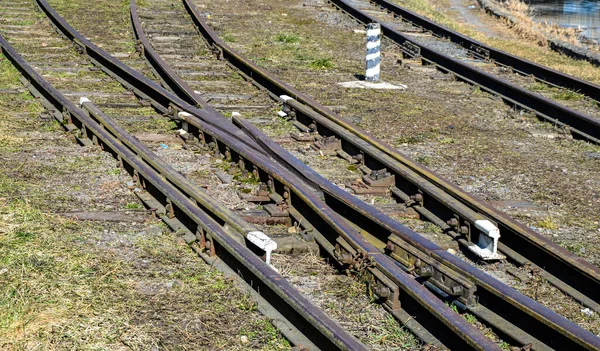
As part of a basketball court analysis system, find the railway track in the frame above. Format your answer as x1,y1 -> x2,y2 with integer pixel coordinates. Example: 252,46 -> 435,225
0,3 -> 374,351
157,0 -> 600,316
328,0 -> 600,144
127,0 -> 600,348
1,0 -> 502,350
2,0 -> 600,349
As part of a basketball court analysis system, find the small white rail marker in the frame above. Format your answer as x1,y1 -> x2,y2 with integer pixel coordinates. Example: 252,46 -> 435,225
468,220 -> 504,260
246,231 -> 278,270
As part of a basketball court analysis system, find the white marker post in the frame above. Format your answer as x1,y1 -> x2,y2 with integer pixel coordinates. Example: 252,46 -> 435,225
365,23 -> 381,82
246,231 -> 278,270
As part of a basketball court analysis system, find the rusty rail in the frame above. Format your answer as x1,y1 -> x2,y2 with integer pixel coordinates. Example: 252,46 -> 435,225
0,32 -> 372,351
5,0 -> 508,349
330,0 -> 600,143
128,0 -> 600,349
20,0 -> 600,348
177,0 -> 600,315
369,0 -> 600,101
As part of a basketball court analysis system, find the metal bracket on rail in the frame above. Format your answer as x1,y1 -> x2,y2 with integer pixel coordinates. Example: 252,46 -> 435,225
312,135 -> 341,155
401,41 -> 421,59
385,237 -> 478,306
349,168 -> 395,195
468,44 -> 490,61
72,38 -> 86,55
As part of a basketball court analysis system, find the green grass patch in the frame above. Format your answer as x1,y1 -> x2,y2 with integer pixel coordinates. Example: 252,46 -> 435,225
274,32 -> 301,44
308,58 -> 335,70
529,82 -> 551,92
124,202 -> 141,210
223,34 -> 237,43
552,89 -> 584,101
537,217 -> 559,230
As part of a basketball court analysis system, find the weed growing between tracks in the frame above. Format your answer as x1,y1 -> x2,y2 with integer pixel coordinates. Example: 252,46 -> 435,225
0,52 -> 289,349
273,253 -> 422,349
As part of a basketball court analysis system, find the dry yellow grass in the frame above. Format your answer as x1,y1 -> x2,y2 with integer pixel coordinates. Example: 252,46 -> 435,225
391,0 -> 600,83
499,0 -> 590,49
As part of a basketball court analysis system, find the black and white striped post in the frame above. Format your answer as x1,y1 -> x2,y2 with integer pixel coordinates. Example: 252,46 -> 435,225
365,23 -> 381,82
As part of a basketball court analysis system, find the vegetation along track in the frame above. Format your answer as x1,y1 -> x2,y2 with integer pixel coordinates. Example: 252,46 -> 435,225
2,0 -> 503,350
328,0 -> 600,143
134,0 -> 594,340
133,0 -> 599,348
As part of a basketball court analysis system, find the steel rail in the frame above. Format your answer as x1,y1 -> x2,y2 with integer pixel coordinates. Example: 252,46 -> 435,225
367,0 -> 600,101
232,113 -> 600,351
330,0 -> 600,143
129,0 -> 600,349
0,33 -> 369,351
27,1 -> 504,349
32,0 -> 266,156
129,0 -> 316,188
178,0 -> 600,316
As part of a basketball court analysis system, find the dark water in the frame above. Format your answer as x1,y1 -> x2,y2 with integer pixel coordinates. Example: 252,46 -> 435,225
525,0 -> 600,42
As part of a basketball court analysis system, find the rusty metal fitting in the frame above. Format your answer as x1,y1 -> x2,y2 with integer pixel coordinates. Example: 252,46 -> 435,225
341,253 -> 354,265
416,265 -> 434,277
373,284 -> 391,300
334,250 -> 354,265
385,241 -> 395,252
414,258 -> 422,268
447,218 -> 459,227
411,193 -> 423,204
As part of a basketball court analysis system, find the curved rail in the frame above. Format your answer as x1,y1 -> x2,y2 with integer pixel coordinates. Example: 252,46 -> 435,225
128,0 -> 600,349
178,0 -> 600,317
0,33 -> 368,351
26,0 -> 506,349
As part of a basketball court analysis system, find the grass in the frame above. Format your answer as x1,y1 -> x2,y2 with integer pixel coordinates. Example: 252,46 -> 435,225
274,32 -> 301,44
552,89 -> 584,101
537,217 -> 559,230
124,202 -> 142,209
308,58 -> 335,70
223,34 -> 237,43
415,155 -> 432,166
